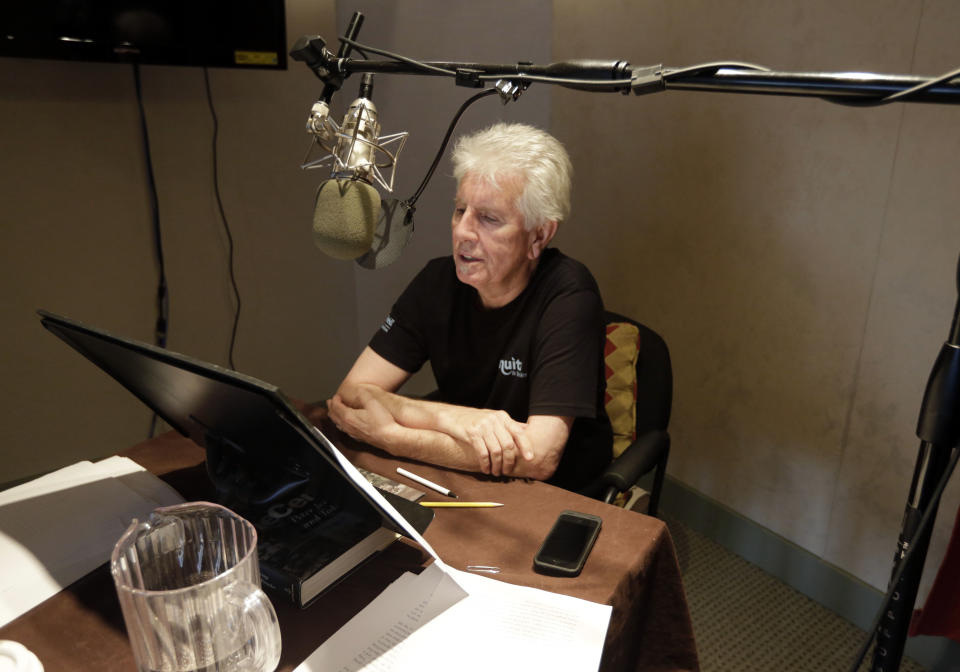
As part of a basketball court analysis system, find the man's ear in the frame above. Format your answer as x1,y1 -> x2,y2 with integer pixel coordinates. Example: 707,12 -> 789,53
528,220 -> 558,259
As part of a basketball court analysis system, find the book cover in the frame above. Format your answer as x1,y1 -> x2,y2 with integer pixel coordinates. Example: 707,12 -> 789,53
253,487 -> 400,607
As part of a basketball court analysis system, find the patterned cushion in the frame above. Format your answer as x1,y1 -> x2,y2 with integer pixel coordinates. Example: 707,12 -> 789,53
604,322 -> 640,458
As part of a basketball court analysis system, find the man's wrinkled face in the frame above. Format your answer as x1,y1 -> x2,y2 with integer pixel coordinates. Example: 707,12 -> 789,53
451,173 -> 539,308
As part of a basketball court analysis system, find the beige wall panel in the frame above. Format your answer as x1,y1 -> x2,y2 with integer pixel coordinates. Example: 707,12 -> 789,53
553,0 -> 957,591
826,0 -> 960,596
1,61 -> 160,480
0,0 -> 344,483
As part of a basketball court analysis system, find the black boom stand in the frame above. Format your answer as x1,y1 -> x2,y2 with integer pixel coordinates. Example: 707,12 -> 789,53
866,255 -> 960,671
291,14 -> 960,669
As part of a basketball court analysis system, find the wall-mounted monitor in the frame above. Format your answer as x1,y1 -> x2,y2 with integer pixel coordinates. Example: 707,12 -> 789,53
0,1 -> 287,69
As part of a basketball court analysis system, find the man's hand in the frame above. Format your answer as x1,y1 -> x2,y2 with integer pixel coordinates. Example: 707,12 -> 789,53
328,386 -> 399,447
438,405 -> 534,477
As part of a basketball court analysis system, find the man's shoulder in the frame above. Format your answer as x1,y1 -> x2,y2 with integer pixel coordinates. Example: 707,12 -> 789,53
418,254 -> 455,277
406,255 -> 455,289
538,248 -> 600,294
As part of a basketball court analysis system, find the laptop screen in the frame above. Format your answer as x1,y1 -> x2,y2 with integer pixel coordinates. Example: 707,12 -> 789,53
36,310 -> 431,536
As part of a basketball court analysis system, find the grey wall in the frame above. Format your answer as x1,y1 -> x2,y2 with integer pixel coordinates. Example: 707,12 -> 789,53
2,0 -> 958,606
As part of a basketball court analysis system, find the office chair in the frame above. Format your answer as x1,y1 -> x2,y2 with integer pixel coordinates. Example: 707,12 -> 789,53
580,311 -> 673,517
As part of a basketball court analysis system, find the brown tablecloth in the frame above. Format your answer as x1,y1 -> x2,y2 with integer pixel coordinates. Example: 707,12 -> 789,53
0,430 -> 698,671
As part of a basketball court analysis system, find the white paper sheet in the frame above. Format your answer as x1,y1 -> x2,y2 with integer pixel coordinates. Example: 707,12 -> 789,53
433,567 -> 612,670
295,564 -> 468,672
0,457 -> 184,627
295,563 -> 612,672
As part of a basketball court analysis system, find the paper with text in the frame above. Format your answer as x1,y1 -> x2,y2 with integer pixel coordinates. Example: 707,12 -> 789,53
295,563 -> 467,671
295,564 -> 611,672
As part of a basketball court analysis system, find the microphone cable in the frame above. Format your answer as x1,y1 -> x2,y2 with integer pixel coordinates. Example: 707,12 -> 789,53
407,87 -> 500,210
826,64 -> 960,107
203,67 -> 242,371
132,63 -> 168,439
658,60 -> 960,107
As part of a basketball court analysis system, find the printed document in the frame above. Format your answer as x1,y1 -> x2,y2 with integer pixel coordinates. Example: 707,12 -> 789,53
295,563 -> 611,672
0,456 -> 184,627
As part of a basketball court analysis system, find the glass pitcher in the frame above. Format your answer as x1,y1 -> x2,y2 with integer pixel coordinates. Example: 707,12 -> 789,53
110,501 -> 282,672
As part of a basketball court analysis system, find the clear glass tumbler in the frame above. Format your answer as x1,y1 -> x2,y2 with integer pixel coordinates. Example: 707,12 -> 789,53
110,501 -> 282,672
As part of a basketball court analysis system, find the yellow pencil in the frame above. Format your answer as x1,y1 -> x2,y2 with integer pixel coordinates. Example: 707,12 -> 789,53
419,501 -> 504,508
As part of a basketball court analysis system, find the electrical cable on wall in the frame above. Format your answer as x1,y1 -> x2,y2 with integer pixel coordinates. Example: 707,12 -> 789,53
203,67 -> 243,371
132,63 -> 168,439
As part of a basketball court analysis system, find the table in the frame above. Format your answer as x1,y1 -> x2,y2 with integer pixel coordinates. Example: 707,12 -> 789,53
0,429 -> 699,671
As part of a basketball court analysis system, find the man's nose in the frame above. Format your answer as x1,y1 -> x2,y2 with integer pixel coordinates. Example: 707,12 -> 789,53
453,209 -> 479,239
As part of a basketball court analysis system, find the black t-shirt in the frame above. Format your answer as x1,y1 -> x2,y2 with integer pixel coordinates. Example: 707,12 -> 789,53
369,248 -> 612,490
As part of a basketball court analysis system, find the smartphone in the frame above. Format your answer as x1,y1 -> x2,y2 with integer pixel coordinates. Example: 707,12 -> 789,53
533,510 -> 602,577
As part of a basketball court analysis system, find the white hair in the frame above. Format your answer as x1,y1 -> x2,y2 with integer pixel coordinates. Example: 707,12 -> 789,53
451,122 -> 572,230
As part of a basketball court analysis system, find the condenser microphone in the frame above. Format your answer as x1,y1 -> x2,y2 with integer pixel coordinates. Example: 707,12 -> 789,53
307,74 -> 412,263
356,197 -> 416,269
312,74 -> 382,259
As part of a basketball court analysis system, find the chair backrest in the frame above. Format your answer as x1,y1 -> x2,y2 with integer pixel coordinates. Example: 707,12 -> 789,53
603,311 -> 673,457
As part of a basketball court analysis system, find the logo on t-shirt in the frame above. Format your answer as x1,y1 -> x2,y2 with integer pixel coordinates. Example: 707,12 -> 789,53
498,356 -> 527,378
380,315 -> 395,333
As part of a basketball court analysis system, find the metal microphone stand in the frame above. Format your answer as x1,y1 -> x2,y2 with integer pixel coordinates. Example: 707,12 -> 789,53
871,255 -> 960,671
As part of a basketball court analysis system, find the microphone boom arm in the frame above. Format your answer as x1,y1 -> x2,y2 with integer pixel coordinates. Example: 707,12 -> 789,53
291,34 -> 960,105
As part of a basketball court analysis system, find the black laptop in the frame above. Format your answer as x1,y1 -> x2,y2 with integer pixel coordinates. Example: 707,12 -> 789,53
37,310 -> 432,539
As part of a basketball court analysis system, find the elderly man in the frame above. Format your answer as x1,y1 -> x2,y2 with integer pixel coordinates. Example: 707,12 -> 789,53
328,122 -> 611,490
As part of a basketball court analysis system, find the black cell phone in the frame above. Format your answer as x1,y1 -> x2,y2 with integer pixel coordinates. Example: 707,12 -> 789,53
533,510 -> 602,577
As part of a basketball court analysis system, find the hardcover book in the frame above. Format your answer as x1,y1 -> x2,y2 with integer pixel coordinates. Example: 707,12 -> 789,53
255,489 -> 399,606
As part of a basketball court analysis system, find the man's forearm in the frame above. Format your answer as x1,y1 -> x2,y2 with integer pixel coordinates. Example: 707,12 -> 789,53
330,386 -> 491,473
376,392 -> 468,440
334,383 -> 563,479
341,383 -> 476,444
355,390 -> 503,471
367,422 -> 487,473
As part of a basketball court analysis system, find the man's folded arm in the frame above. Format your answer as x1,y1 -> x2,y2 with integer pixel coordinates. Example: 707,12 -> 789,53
329,347 -> 571,479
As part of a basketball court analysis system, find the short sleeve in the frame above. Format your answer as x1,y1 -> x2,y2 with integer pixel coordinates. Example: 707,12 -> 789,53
367,265 -> 438,374
528,287 -> 605,419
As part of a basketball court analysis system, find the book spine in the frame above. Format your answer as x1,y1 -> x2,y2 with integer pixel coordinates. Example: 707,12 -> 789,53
259,559 -> 303,607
